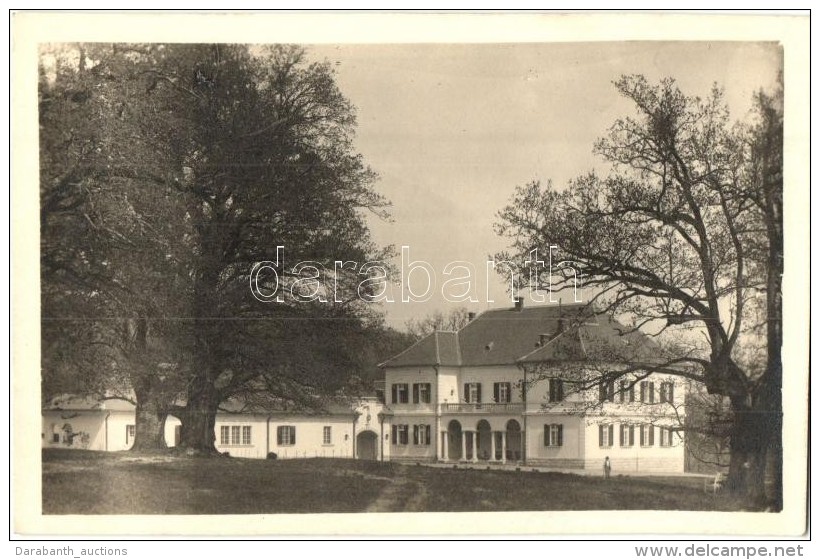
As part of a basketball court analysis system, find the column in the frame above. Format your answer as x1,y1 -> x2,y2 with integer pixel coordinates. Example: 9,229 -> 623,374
471,432 -> 478,463
442,431 -> 449,461
501,431 -> 507,464
491,431 -> 497,462
461,430 -> 467,462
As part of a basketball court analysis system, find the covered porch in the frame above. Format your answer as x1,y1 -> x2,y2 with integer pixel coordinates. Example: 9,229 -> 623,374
439,418 -> 524,464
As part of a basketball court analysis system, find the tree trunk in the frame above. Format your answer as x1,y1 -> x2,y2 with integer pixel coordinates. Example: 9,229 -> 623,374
725,396 -> 771,507
132,397 -> 169,451
126,317 -> 173,452
177,373 -> 220,454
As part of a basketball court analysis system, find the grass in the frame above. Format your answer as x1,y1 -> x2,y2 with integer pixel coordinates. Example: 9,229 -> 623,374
42,448 -> 751,514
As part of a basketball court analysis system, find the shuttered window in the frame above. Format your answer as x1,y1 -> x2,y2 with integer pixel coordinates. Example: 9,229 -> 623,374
660,382 -> 674,403
413,424 -> 431,445
598,424 -> 614,447
544,424 -> 563,447
277,425 -> 296,446
640,381 -> 656,403
392,424 -> 409,445
464,383 -> 482,403
620,424 -> 635,447
619,380 -> 635,403
494,382 -> 511,403
599,381 -> 615,402
392,383 -> 409,404
640,424 -> 655,447
413,383 -> 431,404
549,379 -> 564,402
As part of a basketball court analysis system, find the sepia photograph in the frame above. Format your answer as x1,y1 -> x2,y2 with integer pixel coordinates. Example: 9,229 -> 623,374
11,11 -> 810,539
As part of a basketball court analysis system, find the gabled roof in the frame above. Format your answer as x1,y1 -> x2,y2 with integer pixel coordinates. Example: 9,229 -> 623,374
379,302 -> 662,369
376,330 -> 461,368
517,312 -> 661,365
43,394 -> 136,412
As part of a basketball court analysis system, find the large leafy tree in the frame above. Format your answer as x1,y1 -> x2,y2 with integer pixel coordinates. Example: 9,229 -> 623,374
164,44 -> 390,452
495,75 -> 783,507
40,44 -> 196,449
40,43 -> 392,452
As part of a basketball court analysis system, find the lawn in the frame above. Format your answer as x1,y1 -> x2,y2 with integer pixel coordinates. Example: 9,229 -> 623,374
42,448 -> 750,514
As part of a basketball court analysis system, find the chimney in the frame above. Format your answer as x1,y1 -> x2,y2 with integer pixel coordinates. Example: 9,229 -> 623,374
467,312 -> 476,322
514,296 -> 524,311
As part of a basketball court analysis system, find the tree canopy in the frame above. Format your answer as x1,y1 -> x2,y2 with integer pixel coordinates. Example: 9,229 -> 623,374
495,75 -> 783,506
40,43 -> 393,452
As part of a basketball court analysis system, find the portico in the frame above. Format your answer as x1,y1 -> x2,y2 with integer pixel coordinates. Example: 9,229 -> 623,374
439,416 -> 524,463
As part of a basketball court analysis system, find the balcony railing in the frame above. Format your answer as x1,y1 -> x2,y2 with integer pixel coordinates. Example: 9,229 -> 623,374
441,402 -> 524,414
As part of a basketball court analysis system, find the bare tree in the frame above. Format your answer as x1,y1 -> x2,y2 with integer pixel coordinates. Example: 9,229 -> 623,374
495,75 -> 782,507
405,306 -> 472,339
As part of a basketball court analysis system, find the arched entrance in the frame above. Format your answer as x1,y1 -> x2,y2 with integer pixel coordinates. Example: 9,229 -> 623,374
356,430 -> 378,460
476,420 -> 492,461
506,419 -> 522,462
447,420 -> 463,460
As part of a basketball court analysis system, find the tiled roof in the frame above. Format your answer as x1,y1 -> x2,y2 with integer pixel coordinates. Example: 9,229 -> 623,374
43,394 -> 136,412
43,394 -> 358,416
379,303 -> 661,368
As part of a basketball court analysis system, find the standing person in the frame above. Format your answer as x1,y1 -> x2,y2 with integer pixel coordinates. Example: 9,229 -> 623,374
603,456 -> 612,479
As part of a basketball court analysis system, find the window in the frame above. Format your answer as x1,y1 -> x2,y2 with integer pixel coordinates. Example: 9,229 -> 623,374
598,424 -> 615,447
413,424 -> 431,445
413,383 -> 432,404
277,425 -> 296,446
619,380 -> 635,403
620,424 -> 635,447
659,427 -> 674,447
660,382 -> 675,403
391,383 -> 409,404
221,425 -> 252,445
599,380 -> 615,402
494,382 -> 511,403
549,379 -> 564,402
640,424 -> 655,447
544,423 -> 563,447
126,424 -> 136,445
392,424 -> 409,445
323,426 -> 332,445
640,381 -> 656,403
464,382 -> 482,403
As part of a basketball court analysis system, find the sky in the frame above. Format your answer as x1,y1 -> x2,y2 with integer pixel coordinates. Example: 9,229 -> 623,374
304,42 -> 782,329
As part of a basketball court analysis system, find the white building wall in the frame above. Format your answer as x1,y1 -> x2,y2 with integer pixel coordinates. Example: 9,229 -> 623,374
267,416 -> 355,460
164,415 -> 182,447
106,410 -> 138,451
214,414 -> 271,459
385,366 -> 438,412
524,414 -> 585,468
525,366 -> 592,411
437,367 -> 459,406
583,416 -> 685,473
459,365 -> 524,403
387,413 -> 437,462
42,411 -> 106,450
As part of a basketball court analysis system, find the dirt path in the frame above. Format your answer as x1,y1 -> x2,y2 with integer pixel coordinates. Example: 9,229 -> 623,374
364,465 -> 428,512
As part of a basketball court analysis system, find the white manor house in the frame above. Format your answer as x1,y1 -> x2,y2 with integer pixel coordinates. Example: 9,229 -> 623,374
43,302 -> 686,473
378,300 -> 685,473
